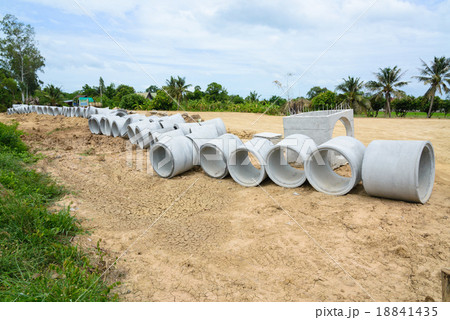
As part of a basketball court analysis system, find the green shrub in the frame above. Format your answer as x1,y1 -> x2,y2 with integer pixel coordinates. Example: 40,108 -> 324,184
310,91 -> 336,108
119,93 -> 146,110
0,122 -> 28,154
150,90 -> 174,110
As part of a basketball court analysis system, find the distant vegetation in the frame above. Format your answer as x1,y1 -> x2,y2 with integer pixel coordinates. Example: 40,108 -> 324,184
0,14 -> 449,118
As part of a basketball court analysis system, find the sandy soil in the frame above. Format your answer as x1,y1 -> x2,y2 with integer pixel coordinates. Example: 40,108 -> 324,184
1,111 -> 449,302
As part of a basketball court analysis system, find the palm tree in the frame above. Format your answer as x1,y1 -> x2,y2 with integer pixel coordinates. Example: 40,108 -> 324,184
43,84 -> 63,106
164,76 -> 191,109
366,66 -> 409,118
336,76 -> 369,113
414,56 -> 450,118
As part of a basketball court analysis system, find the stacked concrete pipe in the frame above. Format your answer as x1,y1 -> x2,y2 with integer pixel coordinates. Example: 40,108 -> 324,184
174,122 -> 200,134
362,140 -> 435,204
200,133 -> 243,179
111,114 -> 147,138
150,136 -> 195,178
228,137 -> 274,187
305,136 -> 365,196
200,118 -> 227,135
132,121 -> 163,148
153,128 -> 186,144
266,134 -> 317,188
186,125 -> 220,165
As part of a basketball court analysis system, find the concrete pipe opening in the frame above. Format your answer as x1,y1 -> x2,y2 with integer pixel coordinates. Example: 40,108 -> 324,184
88,115 -> 103,134
267,147 -> 305,188
361,140 -> 435,204
305,136 -> 365,196
266,134 -> 317,188
150,136 -> 194,178
199,134 -> 243,179
200,145 -> 227,178
151,144 -> 174,177
111,118 -> 126,137
104,116 -> 120,136
99,117 -> 108,135
228,138 -> 273,187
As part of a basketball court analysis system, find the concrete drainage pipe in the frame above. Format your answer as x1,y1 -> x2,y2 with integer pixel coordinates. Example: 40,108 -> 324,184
133,121 -> 163,147
186,125 -> 220,165
266,134 -> 317,188
159,113 -> 185,125
305,136 -> 365,196
101,115 -> 121,136
150,136 -> 195,178
88,114 -> 105,134
111,115 -> 146,138
174,122 -> 200,134
228,137 -> 274,187
362,140 -> 435,204
152,128 -> 185,144
200,133 -> 243,179
137,127 -> 171,149
200,118 -> 227,135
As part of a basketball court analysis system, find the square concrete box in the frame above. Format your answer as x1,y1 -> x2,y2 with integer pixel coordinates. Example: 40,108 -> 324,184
283,109 -> 354,145
283,109 -> 355,168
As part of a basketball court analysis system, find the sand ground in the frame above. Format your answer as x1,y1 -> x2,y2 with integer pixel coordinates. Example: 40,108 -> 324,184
1,111 -> 449,302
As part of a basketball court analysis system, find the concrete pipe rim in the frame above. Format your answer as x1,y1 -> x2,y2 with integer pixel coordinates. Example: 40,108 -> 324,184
89,118 -> 101,134
200,143 -> 228,179
266,145 -> 306,188
228,148 -> 266,187
150,143 -> 175,178
415,142 -> 435,204
305,147 -> 356,196
111,122 -> 122,137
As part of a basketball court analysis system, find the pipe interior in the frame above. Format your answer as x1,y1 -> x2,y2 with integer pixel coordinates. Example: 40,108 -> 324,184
151,145 -> 174,177
127,126 -> 135,140
200,145 -> 227,178
417,145 -> 433,201
268,147 -> 304,184
230,149 -> 263,184
90,120 -> 100,134
308,149 -> 353,193
100,118 -> 108,134
111,123 -> 120,137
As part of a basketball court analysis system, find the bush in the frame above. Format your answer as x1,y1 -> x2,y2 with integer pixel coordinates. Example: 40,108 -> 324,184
391,97 -> 411,117
150,90 -> 174,110
0,121 -> 28,154
310,91 -> 336,108
119,93 -> 147,110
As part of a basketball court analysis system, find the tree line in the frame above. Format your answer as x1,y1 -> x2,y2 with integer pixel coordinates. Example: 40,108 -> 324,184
1,14 -> 449,117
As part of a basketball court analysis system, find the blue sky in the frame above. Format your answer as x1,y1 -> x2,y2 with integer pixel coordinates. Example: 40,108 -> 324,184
1,0 -> 449,98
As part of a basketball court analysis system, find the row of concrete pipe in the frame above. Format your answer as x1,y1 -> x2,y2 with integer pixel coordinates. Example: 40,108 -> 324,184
8,104 -> 435,204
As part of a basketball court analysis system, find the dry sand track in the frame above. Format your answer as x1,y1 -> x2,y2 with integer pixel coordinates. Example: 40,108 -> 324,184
1,111 -> 449,302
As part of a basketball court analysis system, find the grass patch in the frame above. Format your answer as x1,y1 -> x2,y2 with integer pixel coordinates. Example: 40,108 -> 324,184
46,127 -> 71,136
79,147 -> 95,156
356,111 -> 449,118
0,121 -> 118,301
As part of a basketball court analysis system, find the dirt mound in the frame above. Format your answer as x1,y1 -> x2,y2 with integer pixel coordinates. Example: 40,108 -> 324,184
1,111 -> 449,302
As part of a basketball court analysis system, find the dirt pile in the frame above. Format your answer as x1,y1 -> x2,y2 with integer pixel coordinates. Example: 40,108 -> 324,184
1,111 -> 448,302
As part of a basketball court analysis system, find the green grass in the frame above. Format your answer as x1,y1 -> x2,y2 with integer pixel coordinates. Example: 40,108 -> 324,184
0,121 -> 118,301
356,111 -> 449,118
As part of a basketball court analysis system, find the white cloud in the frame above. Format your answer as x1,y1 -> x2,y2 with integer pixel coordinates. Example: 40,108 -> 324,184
9,0 -> 450,97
